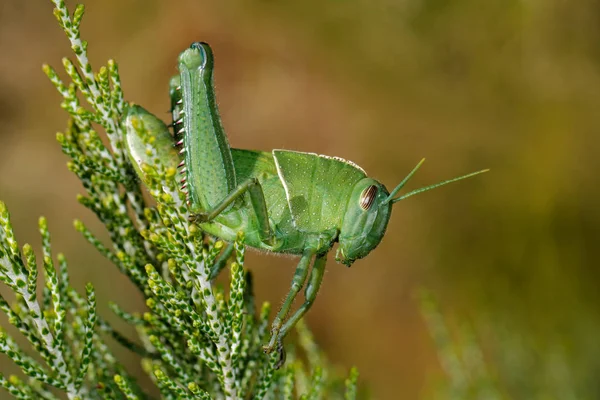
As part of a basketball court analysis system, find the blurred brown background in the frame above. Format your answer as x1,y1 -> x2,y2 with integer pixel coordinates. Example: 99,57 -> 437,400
1,0 -> 599,398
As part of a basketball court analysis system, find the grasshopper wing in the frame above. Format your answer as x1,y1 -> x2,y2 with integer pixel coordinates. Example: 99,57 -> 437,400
273,149 -> 367,233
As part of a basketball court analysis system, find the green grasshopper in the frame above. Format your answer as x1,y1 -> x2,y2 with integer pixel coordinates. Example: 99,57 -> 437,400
124,42 -> 487,363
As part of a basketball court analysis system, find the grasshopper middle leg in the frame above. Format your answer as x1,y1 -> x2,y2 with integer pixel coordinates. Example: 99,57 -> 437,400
190,178 -> 277,247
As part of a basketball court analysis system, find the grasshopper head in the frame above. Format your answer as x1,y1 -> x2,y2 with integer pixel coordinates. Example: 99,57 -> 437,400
336,178 -> 392,266
335,160 -> 489,266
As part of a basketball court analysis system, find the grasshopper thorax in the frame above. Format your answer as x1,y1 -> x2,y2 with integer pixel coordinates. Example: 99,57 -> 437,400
336,178 -> 392,266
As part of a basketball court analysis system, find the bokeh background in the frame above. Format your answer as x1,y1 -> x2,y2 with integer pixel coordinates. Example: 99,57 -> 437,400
1,0 -> 599,398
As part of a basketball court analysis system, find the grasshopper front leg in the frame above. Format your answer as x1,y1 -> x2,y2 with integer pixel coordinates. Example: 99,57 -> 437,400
277,252 -> 327,342
264,248 -> 315,354
274,253 -> 326,369
264,249 -> 327,367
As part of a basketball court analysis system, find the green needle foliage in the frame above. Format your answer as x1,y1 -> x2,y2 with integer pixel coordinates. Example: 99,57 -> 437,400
419,292 -> 504,400
0,1 -> 360,399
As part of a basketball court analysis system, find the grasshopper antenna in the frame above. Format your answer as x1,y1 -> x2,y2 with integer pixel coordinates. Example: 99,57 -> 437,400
384,159 -> 488,204
383,158 -> 426,203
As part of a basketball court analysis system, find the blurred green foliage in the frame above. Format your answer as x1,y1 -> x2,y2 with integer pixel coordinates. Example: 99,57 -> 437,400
0,0 -> 598,398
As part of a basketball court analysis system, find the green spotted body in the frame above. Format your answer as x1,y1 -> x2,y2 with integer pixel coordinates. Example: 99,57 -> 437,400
204,149 -> 381,257
125,42 -> 487,364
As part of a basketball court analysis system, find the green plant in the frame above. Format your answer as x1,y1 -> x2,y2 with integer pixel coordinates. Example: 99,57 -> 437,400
0,1 -> 360,398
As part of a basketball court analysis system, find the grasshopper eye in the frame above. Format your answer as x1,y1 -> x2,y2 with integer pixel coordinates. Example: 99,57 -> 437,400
359,185 -> 378,210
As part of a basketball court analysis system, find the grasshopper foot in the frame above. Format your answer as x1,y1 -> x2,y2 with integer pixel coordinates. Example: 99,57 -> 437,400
264,235 -> 282,250
275,341 -> 286,369
263,339 -> 286,369
262,342 -> 274,354
188,213 -> 210,223
263,326 -> 280,354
